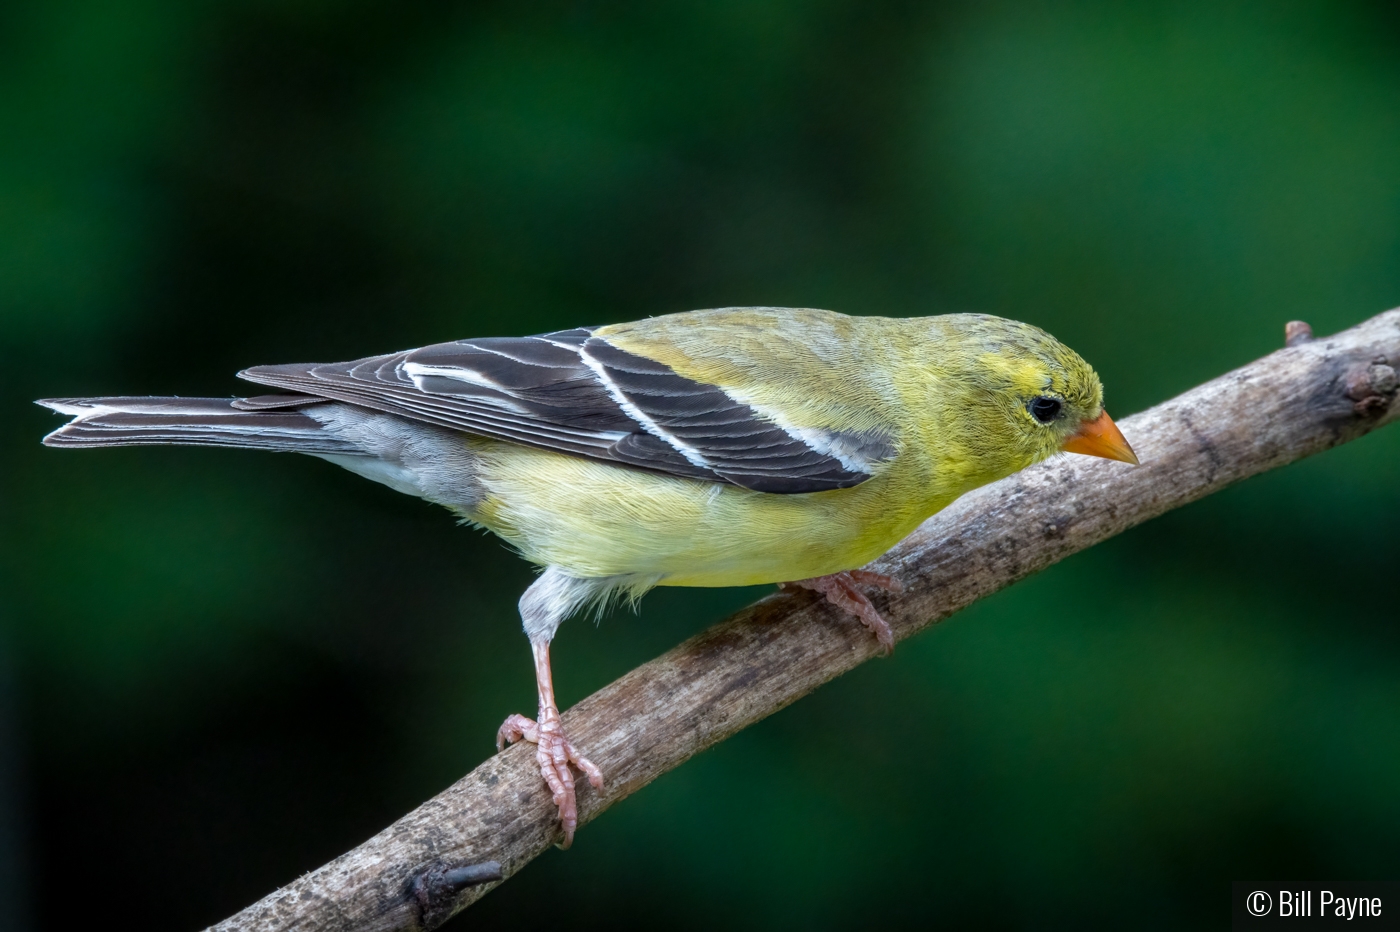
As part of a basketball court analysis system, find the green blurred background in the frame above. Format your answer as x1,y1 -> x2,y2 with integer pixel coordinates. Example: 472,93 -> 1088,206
2,1 -> 1398,928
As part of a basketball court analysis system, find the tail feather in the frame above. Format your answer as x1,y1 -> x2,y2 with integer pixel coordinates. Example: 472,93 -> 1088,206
36,396 -> 362,454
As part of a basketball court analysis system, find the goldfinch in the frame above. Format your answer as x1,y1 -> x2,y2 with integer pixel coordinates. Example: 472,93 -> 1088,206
38,306 -> 1137,845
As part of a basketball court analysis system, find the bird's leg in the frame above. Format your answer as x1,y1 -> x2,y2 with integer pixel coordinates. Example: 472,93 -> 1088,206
496,638 -> 603,848
782,570 -> 903,653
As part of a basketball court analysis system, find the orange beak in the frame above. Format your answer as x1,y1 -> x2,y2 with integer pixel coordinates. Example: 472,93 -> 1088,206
1061,410 -> 1139,465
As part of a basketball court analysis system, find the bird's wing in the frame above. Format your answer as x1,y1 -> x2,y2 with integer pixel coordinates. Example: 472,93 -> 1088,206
237,322 -> 897,493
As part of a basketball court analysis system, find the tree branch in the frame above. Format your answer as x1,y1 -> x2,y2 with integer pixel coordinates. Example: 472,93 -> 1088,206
208,309 -> 1400,932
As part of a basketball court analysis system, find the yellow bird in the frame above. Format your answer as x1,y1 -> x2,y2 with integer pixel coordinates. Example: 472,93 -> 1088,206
38,306 -> 1137,845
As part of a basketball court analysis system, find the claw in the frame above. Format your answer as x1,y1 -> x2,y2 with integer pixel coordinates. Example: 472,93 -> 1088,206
783,570 -> 901,652
496,713 -> 538,751
497,706 -> 602,847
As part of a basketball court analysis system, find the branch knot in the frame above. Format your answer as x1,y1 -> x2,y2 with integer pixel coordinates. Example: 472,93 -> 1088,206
407,861 -> 503,930
1285,320 -> 1315,347
1346,361 -> 1397,415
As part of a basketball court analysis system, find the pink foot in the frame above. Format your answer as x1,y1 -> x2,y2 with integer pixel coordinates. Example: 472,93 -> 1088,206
497,706 -> 603,848
783,570 -> 903,653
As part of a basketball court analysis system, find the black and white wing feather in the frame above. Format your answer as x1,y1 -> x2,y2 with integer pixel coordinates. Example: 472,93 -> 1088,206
237,328 -> 890,493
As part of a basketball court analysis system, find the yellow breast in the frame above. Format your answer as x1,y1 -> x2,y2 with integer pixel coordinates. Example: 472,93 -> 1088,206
461,436 -> 970,588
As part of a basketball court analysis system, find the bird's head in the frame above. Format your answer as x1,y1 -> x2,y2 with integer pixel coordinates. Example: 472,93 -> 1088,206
934,314 -> 1138,478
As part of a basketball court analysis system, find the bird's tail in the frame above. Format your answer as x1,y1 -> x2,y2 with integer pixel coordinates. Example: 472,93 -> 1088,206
36,395 -> 361,454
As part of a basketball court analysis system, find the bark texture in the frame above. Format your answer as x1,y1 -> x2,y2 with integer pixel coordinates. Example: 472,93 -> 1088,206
209,309 -> 1400,932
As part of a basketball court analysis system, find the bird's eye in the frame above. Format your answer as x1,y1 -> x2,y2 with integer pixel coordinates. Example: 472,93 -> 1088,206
1029,396 -> 1062,424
